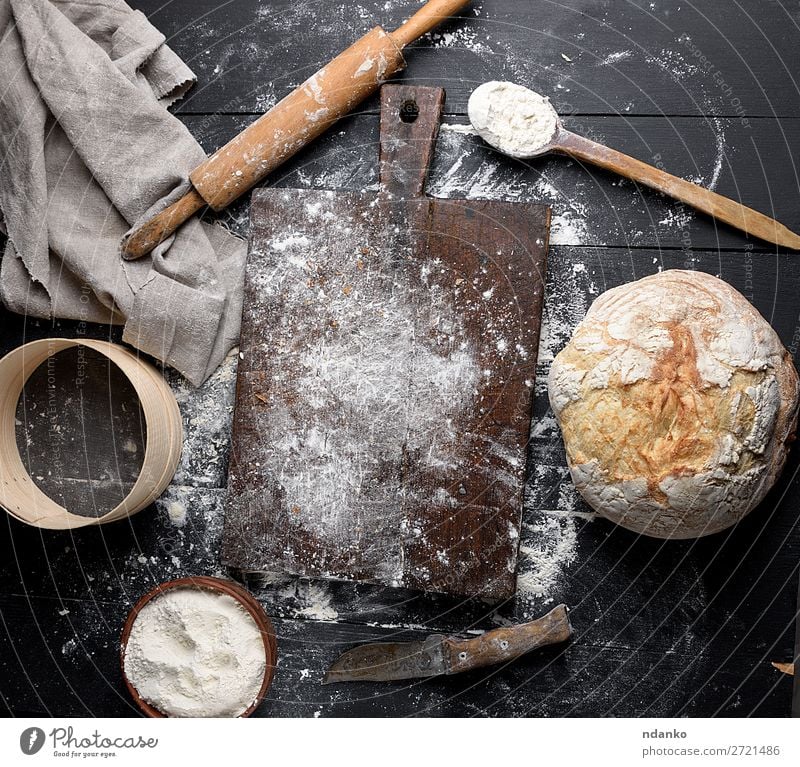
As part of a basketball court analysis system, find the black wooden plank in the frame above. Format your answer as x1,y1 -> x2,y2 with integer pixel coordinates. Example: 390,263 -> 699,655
179,112 -> 800,252
0,486 -> 227,613
0,591 -> 792,717
794,572 -> 800,716
0,244 -> 798,716
128,0 -> 800,118
1,0 -> 799,717
0,442 -> 795,717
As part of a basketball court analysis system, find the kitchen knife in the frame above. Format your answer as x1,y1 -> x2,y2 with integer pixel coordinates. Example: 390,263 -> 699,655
323,604 -> 572,683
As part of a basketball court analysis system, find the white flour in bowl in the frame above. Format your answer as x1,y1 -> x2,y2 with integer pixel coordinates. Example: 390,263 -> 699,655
468,81 -> 559,158
123,587 -> 266,717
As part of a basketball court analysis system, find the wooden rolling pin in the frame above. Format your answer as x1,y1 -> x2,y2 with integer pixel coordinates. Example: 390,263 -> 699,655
122,0 -> 471,259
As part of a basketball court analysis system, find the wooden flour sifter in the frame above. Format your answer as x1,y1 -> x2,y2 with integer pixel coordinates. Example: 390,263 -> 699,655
122,0 -> 473,259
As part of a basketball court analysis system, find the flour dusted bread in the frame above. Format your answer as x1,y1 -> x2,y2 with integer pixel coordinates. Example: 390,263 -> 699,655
549,270 -> 799,538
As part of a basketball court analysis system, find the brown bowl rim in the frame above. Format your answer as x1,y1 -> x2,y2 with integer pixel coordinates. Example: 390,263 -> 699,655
119,575 -> 277,718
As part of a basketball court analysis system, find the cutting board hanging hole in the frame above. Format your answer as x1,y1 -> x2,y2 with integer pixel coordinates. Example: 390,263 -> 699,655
399,99 -> 420,123
380,86 -> 446,198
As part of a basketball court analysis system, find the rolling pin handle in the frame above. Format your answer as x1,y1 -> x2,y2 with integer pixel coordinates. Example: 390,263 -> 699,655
123,0 -> 472,259
391,0 -> 473,48
121,188 -> 206,260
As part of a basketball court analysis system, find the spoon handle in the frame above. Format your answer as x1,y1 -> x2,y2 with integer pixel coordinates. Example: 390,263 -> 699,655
556,130 -> 800,250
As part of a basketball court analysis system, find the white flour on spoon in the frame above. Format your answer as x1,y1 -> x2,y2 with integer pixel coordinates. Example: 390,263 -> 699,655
468,81 -> 559,158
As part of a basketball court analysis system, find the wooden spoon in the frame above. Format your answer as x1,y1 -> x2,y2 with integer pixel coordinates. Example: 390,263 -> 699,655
468,81 -> 800,250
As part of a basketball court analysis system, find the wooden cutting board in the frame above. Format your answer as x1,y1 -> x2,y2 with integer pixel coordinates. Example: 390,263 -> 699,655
222,85 -> 550,600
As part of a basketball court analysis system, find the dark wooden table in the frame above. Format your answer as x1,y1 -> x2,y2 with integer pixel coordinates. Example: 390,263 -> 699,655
2,0 -> 799,717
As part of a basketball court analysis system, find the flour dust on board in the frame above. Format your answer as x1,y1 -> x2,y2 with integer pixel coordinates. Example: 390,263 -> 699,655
223,186 -> 549,599
257,205 -> 481,550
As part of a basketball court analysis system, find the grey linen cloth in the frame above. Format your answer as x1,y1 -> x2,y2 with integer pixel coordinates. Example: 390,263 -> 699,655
0,0 -> 245,385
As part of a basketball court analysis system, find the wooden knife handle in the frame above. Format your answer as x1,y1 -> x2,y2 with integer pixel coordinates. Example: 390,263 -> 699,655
444,604 -> 573,674
557,130 -> 800,250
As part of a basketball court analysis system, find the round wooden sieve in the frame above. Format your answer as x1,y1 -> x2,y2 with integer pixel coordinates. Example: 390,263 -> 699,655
0,338 -> 183,529
120,576 -> 278,718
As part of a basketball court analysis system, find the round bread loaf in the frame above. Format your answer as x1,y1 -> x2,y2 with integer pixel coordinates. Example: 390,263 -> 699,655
549,270 -> 799,538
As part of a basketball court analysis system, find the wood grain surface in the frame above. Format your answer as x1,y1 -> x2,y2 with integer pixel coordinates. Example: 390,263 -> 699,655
0,0 -> 798,717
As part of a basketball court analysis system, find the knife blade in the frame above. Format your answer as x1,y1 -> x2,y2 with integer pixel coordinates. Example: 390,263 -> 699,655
323,604 -> 572,684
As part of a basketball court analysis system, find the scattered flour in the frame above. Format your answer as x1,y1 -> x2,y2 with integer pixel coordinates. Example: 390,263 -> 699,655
646,48 -> 699,81
284,582 -> 340,622
537,256 -> 593,365
260,221 -> 481,547
658,208 -> 694,228
270,233 -> 312,252
439,122 -> 478,136
550,210 -> 589,246
598,50 -> 633,66
166,501 -> 187,527
706,117 -> 726,191
427,25 -> 491,54
535,175 -> 590,246
517,517 -> 578,597
428,132 -> 540,203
